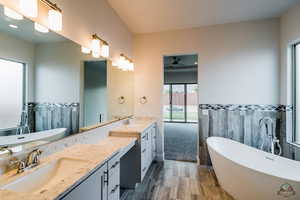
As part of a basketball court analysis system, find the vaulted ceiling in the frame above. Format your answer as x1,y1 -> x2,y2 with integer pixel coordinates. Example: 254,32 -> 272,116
107,0 -> 300,33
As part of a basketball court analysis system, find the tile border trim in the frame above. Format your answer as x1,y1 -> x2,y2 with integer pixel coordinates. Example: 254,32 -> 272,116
199,104 -> 293,112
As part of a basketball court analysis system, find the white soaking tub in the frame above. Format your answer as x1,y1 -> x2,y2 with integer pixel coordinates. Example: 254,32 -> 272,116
207,136 -> 300,200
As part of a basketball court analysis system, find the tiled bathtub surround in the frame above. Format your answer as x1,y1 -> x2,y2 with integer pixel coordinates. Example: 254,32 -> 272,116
28,103 -> 80,136
199,104 -> 300,165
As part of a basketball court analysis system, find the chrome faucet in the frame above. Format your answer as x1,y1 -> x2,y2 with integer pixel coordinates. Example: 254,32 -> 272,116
259,117 -> 282,155
8,149 -> 42,174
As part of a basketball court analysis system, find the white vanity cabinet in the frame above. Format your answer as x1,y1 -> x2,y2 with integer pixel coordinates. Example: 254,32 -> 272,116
140,124 -> 156,180
61,163 -> 108,200
107,153 -> 121,200
60,153 -> 121,200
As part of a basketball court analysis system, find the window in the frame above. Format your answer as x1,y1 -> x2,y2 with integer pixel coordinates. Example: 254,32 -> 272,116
163,83 -> 198,123
0,59 -> 25,130
293,43 -> 300,144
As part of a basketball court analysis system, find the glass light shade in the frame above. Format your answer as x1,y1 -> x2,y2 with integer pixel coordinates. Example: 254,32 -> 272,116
118,56 -> 126,69
91,38 -> 100,53
48,9 -> 62,31
92,50 -> 100,58
34,22 -> 49,33
20,0 -> 38,18
129,62 -> 134,71
112,61 -> 118,67
100,44 -> 109,58
4,7 -> 23,20
81,46 -> 91,54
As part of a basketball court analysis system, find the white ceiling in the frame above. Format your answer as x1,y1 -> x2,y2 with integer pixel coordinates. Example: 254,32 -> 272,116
107,0 -> 300,33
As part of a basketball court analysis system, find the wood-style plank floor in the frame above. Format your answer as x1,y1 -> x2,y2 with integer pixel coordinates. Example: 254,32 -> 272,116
123,160 -> 234,200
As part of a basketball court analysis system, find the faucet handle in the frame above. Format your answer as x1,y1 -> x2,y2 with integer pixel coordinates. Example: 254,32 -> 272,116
8,158 -> 26,173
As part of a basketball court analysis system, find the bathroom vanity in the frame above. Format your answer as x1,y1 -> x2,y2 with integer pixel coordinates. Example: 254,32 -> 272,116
0,119 -> 157,200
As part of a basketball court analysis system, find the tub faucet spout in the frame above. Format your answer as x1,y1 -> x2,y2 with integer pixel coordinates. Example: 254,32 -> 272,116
259,117 -> 282,156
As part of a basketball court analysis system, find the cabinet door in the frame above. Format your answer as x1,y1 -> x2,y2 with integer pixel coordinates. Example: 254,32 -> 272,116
61,164 -> 107,200
151,126 -> 156,160
108,155 -> 120,200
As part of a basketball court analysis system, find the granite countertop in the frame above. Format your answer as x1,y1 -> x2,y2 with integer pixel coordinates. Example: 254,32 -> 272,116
0,136 -> 136,200
109,119 -> 156,138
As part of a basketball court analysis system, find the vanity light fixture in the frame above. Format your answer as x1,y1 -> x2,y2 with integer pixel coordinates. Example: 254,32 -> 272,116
40,0 -> 62,31
81,46 -> 91,54
92,50 -> 101,58
92,34 -> 110,58
118,54 -> 134,71
4,7 -> 24,20
20,0 -> 38,18
34,22 -> 49,33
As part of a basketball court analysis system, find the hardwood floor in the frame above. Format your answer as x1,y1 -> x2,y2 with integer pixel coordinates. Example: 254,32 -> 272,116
123,160 -> 234,200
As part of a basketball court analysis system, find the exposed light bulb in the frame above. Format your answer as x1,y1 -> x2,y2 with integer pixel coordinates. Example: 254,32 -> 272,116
20,0 -> 38,18
34,22 -> 49,33
4,7 -> 23,20
100,44 -> 109,58
48,9 -> 62,31
81,46 -> 91,54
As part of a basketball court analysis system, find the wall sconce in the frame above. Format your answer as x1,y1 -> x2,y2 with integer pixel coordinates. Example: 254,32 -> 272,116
91,34 -> 110,58
40,0 -> 62,31
4,7 -> 23,20
116,54 -> 134,71
20,0 -> 38,18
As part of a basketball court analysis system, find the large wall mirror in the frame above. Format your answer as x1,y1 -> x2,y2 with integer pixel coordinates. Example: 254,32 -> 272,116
0,4 -> 134,157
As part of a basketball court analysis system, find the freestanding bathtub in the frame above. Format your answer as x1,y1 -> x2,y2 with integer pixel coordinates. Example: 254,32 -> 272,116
207,137 -> 300,200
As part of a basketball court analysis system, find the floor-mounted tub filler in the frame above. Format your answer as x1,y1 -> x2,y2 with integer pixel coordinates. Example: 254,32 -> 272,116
207,137 -> 300,200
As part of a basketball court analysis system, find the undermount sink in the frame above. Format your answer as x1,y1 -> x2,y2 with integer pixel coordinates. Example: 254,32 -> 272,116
1,157 -> 89,193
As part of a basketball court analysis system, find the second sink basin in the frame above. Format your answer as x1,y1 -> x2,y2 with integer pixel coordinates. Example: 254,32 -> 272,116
1,157 -> 89,193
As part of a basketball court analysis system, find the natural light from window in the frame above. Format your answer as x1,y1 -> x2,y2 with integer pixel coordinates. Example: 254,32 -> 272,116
0,59 -> 24,129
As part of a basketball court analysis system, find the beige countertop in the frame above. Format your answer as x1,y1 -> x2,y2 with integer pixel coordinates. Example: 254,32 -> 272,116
109,119 -> 156,138
0,136 -> 136,200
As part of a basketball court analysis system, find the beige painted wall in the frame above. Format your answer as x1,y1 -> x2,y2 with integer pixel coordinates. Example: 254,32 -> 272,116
133,19 -> 280,160
280,3 -> 300,105
0,0 -> 133,61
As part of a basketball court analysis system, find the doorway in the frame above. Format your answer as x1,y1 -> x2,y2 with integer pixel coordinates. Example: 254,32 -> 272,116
83,60 -> 107,127
163,54 -> 198,162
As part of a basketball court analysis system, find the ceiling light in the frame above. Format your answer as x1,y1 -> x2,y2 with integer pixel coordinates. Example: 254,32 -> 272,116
48,9 -> 62,31
20,0 -> 38,18
9,24 -> 18,29
81,46 -> 91,54
100,43 -> 109,58
4,7 -> 23,20
34,22 -> 49,33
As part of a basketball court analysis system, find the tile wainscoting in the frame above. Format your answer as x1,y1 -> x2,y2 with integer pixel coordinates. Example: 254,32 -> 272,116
28,102 -> 80,136
198,104 -> 300,165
